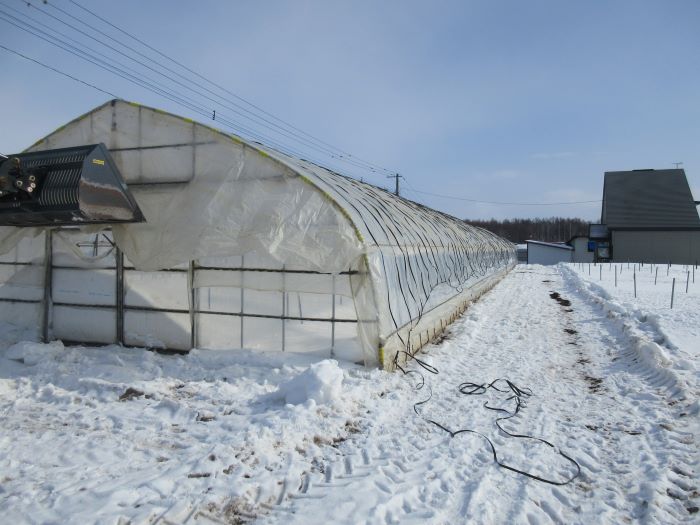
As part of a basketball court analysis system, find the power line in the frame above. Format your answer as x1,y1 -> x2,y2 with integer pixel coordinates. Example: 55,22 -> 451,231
2,2 -> 605,207
0,5 -> 376,178
0,42 -> 117,98
13,0 -> 393,179
403,186 -> 601,206
64,0 -> 394,176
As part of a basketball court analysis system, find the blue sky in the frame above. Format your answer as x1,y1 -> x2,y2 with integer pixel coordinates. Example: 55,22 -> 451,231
1,0 -> 698,221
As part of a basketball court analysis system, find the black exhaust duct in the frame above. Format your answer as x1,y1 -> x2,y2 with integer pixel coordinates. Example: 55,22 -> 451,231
0,143 -> 144,226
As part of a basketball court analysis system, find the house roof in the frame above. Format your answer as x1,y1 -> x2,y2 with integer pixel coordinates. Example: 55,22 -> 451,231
601,169 -> 700,230
525,240 -> 573,251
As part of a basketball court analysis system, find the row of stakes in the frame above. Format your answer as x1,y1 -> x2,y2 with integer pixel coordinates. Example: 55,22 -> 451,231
577,261 -> 697,309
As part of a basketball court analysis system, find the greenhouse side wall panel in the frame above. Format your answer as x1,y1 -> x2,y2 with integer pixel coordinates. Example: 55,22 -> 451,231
53,305 -> 116,344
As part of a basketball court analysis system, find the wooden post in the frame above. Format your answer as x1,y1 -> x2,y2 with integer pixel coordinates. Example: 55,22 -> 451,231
654,267 -> 658,285
686,271 -> 690,293
633,270 -> 637,298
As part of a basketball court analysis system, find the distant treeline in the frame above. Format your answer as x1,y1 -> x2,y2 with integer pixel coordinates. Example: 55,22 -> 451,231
464,217 -> 590,244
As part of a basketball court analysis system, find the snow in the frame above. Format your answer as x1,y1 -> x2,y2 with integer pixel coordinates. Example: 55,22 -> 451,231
1,264 -> 698,523
269,359 -> 344,405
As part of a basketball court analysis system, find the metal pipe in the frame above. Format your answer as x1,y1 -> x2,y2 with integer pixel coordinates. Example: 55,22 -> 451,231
281,264 -> 286,352
188,260 -> 197,349
42,230 -> 53,342
331,273 -> 336,357
116,247 -> 124,345
240,255 -> 245,348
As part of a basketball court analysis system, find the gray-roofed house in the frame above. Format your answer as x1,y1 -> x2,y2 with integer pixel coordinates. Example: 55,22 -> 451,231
598,169 -> 700,264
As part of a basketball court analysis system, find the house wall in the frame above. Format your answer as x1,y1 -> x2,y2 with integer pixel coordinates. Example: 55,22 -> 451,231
527,243 -> 573,265
611,230 -> 700,264
570,237 -> 595,263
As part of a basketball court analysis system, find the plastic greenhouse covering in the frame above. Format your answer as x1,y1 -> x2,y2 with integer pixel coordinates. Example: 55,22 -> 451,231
0,100 -> 516,369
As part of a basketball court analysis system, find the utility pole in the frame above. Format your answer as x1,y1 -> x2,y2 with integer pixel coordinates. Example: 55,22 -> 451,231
673,162 -> 683,169
387,173 -> 403,196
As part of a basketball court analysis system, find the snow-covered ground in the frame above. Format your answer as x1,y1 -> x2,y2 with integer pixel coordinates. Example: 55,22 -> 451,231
1,264 -> 698,524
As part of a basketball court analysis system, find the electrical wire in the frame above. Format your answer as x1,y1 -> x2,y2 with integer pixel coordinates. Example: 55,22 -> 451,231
0,42 -> 117,98
404,186 -> 601,206
0,8 -> 375,178
15,0 -> 393,179
63,0 -> 395,177
1,1 -> 388,180
4,1 -> 600,205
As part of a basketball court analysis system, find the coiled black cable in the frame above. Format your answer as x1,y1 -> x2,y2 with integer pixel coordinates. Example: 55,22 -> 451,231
395,351 -> 581,486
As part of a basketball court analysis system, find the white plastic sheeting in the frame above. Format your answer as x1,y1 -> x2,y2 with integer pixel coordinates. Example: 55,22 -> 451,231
0,100 -> 515,368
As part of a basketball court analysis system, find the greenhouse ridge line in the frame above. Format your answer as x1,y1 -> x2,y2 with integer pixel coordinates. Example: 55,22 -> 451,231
2,1 -> 601,208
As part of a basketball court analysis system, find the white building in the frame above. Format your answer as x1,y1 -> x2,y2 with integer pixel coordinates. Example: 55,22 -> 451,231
526,240 -> 573,265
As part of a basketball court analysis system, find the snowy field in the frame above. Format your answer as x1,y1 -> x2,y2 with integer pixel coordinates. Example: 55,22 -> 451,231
1,264 -> 698,524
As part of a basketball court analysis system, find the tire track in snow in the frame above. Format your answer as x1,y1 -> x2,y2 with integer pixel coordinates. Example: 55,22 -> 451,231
561,267 -> 699,522
254,266 -> 696,524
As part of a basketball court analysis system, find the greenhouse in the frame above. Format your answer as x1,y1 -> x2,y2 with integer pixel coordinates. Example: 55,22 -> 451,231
0,100 -> 515,369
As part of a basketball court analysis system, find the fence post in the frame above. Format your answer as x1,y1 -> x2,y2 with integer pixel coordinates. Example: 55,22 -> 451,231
633,270 -> 637,298
686,271 -> 690,293
670,278 -> 676,309
655,267 -> 658,285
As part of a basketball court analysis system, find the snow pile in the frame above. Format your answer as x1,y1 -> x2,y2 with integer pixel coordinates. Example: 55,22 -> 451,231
562,263 -> 699,400
270,359 -> 344,405
5,340 -> 65,365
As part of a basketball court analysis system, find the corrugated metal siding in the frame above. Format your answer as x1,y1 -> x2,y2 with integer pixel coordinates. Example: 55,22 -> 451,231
601,169 -> 700,229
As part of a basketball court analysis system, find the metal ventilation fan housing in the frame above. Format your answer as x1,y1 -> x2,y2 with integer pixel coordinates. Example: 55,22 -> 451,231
0,143 -> 144,226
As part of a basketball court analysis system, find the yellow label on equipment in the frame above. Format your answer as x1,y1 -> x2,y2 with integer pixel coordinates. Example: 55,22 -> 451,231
92,158 -> 105,166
